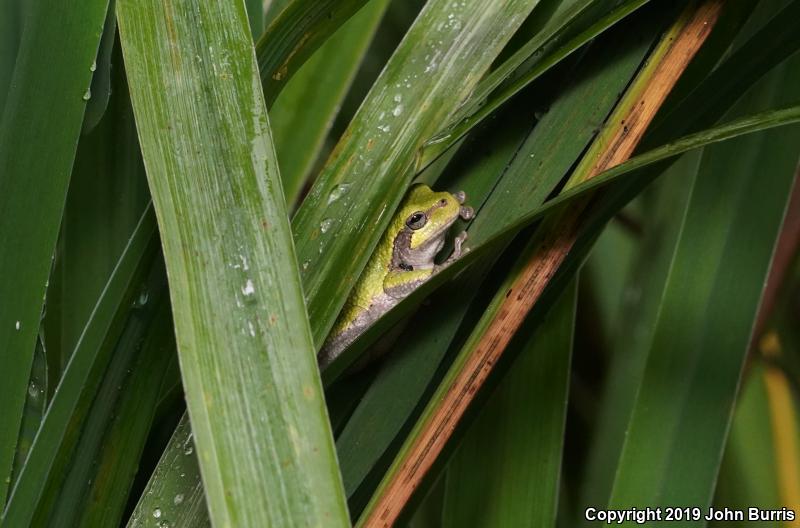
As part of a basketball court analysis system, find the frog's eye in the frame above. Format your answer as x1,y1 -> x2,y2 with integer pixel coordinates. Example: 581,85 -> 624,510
406,211 -> 427,230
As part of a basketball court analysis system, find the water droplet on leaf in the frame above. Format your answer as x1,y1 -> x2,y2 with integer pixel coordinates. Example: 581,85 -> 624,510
320,218 -> 335,234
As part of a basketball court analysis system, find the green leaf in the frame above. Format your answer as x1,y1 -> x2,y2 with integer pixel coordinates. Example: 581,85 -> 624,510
608,56 -> 800,512
420,0 -> 652,168
0,0 -> 25,115
8,335 -> 48,492
32,260 -> 170,527
0,0 -> 111,503
116,0 -> 348,525
714,362 -> 783,515
257,0 -> 372,106
642,0 -> 800,149
127,418 -> 209,528
244,0 -> 263,40
293,0 -> 541,347
82,0 -> 118,134
577,152 -> 698,514
271,0 -> 390,206
2,208 -> 159,527
74,299 -> 176,528
45,41 -> 151,375
443,280 -> 576,528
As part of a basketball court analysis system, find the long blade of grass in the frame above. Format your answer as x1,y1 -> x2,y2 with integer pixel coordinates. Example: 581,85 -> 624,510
642,0 -> 800,149
30,259 -> 169,526
0,0 -> 111,503
8,335 -> 48,492
419,0 -> 651,168
293,0 -> 541,347
75,300 -> 176,528
577,153 -> 699,516
127,418 -> 208,528
257,0 -> 372,106
271,0 -> 390,206
1,208 -> 158,527
442,281 -> 576,528
116,0 -> 348,525
608,55 -> 800,513
45,41 -> 151,376
715,360 -> 785,513
356,5 -> 722,523
0,0 -> 24,115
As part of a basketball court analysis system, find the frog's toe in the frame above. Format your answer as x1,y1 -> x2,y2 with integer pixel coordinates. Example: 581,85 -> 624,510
453,190 -> 466,204
459,205 -> 474,220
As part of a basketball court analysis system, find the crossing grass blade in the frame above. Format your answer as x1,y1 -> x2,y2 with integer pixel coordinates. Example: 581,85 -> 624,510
45,42 -> 151,375
127,418 -> 209,528
73,300 -> 176,528
714,361 -> 785,515
442,281 -> 576,528
8,336 -> 48,491
30,260 -> 169,527
116,0 -> 349,525
608,55 -> 800,513
419,0 -> 652,168
577,154 -> 698,515
1,208 -> 158,527
271,0 -> 390,206
257,0 -> 372,106
0,0 -> 111,504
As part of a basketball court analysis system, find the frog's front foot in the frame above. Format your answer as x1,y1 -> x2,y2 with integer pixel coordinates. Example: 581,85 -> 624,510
444,231 -> 468,265
454,191 -> 474,221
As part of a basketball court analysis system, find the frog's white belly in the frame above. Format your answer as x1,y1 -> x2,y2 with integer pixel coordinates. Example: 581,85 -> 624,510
318,292 -> 397,369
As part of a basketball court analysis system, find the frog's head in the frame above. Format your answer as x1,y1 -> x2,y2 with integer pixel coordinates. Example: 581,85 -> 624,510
390,184 -> 473,270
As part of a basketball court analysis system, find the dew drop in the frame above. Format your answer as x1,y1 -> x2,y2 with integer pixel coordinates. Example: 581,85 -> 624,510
90,60 -> 97,72
302,260 -> 310,271
242,279 -> 255,296
153,508 -> 162,519
392,104 -> 403,117
184,445 -> 194,456
327,183 -> 351,205
15,321 -> 20,331
134,290 -> 149,308
83,89 -> 92,101
28,381 -> 38,399
173,493 -> 185,505
320,218 -> 335,234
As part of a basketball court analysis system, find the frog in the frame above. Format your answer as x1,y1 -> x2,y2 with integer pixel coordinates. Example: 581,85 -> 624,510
318,184 -> 474,369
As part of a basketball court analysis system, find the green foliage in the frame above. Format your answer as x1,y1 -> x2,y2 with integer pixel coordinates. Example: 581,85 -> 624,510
2,1 -> 800,526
